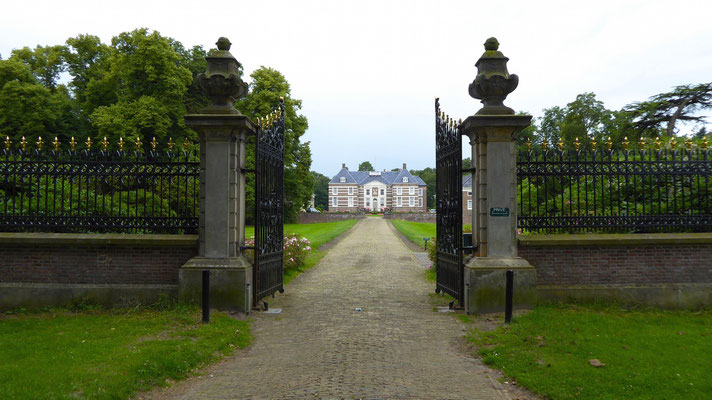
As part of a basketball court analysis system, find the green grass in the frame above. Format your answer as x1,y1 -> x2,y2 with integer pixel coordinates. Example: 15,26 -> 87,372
0,305 -> 251,399
468,303 -> 712,399
246,220 -> 358,284
390,219 -> 435,247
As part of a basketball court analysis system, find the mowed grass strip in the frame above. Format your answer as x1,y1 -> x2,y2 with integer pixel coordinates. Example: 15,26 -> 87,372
0,306 -> 250,400
390,219 -> 435,247
469,303 -> 712,399
246,219 -> 358,283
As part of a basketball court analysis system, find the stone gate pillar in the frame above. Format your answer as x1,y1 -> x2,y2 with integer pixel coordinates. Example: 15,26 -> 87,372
460,38 -> 536,314
178,37 -> 256,313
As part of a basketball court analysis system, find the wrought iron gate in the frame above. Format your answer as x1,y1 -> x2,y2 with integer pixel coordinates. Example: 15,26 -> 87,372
435,98 -> 463,305
253,99 -> 285,305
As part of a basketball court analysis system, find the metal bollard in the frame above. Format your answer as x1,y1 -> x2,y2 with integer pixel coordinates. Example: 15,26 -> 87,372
202,269 -> 210,323
505,270 -> 513,324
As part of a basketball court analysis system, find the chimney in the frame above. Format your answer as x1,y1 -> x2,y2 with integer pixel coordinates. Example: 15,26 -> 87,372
342,163 -> 347,170
402,163 -> 407,170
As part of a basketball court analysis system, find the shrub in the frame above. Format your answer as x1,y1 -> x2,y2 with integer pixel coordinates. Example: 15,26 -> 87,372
426,237 -> 437,270
283,233 -> 311,270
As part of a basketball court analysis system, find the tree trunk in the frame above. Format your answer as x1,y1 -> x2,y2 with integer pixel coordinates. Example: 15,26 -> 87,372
666,99 -> 689,137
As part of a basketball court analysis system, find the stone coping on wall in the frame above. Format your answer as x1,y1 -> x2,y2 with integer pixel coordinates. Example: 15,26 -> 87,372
519,232 -> 712,246
0,232 -> 199,247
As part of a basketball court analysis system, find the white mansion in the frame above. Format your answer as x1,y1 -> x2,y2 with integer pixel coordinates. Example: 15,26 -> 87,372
328,163 -> 427,212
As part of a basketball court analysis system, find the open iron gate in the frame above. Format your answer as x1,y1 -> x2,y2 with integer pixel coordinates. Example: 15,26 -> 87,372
253,99 -> 285,306
434,98 -> 463,306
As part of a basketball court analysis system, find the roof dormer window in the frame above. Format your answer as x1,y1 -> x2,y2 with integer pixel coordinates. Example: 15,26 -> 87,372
403,177 -> 408,182
340,177 -> 346,183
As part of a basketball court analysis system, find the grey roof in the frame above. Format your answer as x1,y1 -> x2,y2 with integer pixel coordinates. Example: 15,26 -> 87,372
462,174 -> 472,190
330,167 -> 426,186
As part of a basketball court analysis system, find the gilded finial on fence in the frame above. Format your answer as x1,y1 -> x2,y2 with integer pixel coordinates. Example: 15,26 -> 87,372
184,140 -> 190,151
151,137 -> 157,151
623,137 -> 629,151
53,137 -> 59,151
606,137 -> 613,151
118,137 -> 124,151
655,136 -> 661,150
591,139 -> 597,151
574,137 -> 580,151
168,137 -> 174,152
135,137 -> 142,152
102,137 -> 109,151
21,136 -> 27,151
5,136 -> 11,150
639,137 -> 646,149
542,139 -> 548,151
670,138 -> 677,149
685,139 -> 693,150
703,138 -> 709,150
458,118 -> 462,127
85,137 -> 92,150
70,137 -> 76,151
526,138 -> 531,151
36,136 -> 43,151
557,138 -> 564,151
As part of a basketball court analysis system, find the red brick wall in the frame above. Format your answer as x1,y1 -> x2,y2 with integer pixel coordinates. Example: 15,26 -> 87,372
0,243 -> 197,285
519,244 -> 712,286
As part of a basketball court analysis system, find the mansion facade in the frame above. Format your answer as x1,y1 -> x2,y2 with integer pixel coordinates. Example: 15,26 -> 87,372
328,163 -> 427,212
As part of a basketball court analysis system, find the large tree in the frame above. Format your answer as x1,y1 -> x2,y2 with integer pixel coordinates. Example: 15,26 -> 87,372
236,66 -> 313,223
358,161 -> 374,171
624,83 -> 712,137
311,171 -> 331,210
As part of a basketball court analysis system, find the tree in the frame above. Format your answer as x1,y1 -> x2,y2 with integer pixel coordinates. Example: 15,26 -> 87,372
10,45 -> 66,90
235,67 -> 313,223
624,83 -> 712,137
358,161 -> 374,171
311,171 -> 331,210
409,167 -> 435,208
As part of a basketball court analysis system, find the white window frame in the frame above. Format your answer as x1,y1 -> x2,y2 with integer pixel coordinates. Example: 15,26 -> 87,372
348,197 -> 353,207
419,198 -> 423,207
419,188 -> 423,196
380,198 -> 384,206
332,197 -> 338,206
366,188 -> 370,196
397,187 -> 402,195
397,197 -> 402,207
348,187 -> 353,195
409,197 -> 414,207
467,191 -> 472,196
409,187 -> 415,195
332,187 -> 337,195
366,199 -> 370,207
467,200 -> 472,210
339,177 -> 346,183
403,177 -> 408,183
380,188 -> 384,195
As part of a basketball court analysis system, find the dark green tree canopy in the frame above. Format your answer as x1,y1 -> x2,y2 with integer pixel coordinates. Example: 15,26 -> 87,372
358,161 -> 374,171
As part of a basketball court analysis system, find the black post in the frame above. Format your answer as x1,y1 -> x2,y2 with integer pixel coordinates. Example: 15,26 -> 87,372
505,270 -> 514,323
202,269 -> 210,323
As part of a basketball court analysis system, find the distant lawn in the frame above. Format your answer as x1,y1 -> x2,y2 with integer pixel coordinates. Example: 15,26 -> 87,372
246,219 -> 358,284
0,306 -> 251,400
390,219 -> 435,248
469,303 -> 712,399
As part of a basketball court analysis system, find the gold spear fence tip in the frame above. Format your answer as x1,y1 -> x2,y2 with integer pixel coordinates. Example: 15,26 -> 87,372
655,136 -> 662,150
623,137 -> 630,151
53,137 -> 59,151
703,138 -> 709,150
557,138 -> 564,151
119,137 -> 124,151
36,136 -> 43,150
21,136 -> 27,151
574,137 -> 580,151
526,138 -> 532,151
670,138 -> 677,149
542,139 -> 548,151
4,136 -> 11,150
685,139 -> 693,150
102,137 -> 109,151
136,137 -> 142,152
168,137 -> 174,152
606,137 -> 613,150
591,139 -> 597,150
184,139 -> 190,151
85,137 -> 92,150
70,137 -> 76,151
639,137 -> 646,148
151,137 -> 157,151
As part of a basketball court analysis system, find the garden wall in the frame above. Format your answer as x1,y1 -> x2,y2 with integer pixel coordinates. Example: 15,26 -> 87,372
297,213 -> 365,224
519,233 -> 712,308
383,213 -> 437,223
0,233 -> 198,310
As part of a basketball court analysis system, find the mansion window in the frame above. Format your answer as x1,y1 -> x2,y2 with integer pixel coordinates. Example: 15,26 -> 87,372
348,197 -> 353,207
403,177 -> 408,182
397,197 -> 402,207
340,177 -> 346,183
380,198 -> 384,206
366,188 -> 370,196
419,188 -> 423,196
366,199 -> 370,206
409,187 -> 414,195
467,200 -> 472,210
332,197 -> 338,206
467,191 -> 472,196
380,188 -> 385,195
409,197 -> 414,207
418,198 -> 423,207
397,187 -> 402,195
348,187 -> 353,195
332,187 -> 337,195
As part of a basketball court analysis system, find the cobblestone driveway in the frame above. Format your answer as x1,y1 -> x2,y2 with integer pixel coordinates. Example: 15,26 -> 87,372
177,217 -> 511,399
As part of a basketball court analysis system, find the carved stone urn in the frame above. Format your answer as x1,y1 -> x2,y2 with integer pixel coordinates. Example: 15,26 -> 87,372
196,37 -> 248,114
468,37 -> 519,115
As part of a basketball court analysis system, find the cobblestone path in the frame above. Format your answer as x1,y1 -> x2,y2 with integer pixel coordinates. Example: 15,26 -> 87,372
177,217 -> 511,399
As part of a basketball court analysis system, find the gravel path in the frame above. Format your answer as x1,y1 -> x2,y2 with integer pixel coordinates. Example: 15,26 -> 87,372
175,217 -> 513,399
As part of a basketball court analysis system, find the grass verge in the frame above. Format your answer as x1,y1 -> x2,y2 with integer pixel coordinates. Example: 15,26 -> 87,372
0,304 -> 251,399
246,219 -> 358,284
467,303 -> 712,399
390,219 -> 435,248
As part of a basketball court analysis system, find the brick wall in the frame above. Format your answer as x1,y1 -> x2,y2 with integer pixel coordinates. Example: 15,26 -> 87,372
297,213 -> 365,224
384,213 -> 436,223
0,234 -> 197,286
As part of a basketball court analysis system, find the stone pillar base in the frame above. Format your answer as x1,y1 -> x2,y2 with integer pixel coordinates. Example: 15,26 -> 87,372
464,257 -> 536,314
179,256 -> 252,313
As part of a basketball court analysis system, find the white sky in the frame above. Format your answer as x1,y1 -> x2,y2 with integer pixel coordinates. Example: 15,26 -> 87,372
1,0 -> 711,175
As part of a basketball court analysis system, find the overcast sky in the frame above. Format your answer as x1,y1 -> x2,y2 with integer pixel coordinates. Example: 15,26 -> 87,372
2,0 -> 711,175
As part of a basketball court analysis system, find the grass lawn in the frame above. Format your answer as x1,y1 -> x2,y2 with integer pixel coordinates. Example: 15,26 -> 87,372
246,219 -> 358,284
390,219 -> 435,248
0,305 -> 251,399
468,303 -> 712,399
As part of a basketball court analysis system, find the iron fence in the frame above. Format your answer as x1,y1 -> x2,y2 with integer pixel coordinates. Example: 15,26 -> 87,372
517,143 -> 712,233
1,138 -> 199,234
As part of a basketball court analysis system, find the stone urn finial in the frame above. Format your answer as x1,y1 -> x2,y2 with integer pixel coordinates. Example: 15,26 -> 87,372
196,37 -> 248,114
468,37 -> 519,115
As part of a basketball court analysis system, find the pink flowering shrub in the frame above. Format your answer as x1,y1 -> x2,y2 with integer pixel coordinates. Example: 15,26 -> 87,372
283,233 -> 311,270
